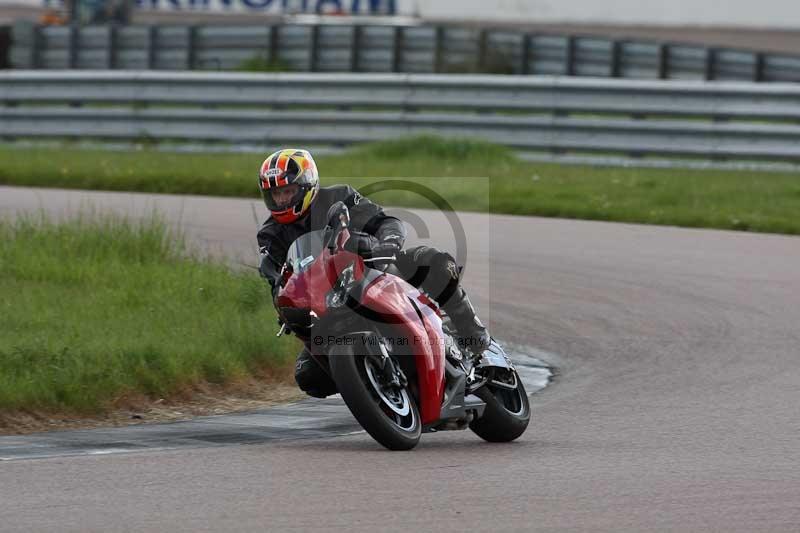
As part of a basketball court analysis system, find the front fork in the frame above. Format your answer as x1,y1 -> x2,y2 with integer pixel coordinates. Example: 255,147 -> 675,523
371,339 -> 408,389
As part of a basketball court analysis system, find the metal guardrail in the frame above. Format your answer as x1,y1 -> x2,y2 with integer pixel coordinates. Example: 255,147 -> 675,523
2,71 -> 800,161
7,21 -> 800,83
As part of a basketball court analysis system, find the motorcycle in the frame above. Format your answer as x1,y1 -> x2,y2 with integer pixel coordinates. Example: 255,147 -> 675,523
274,202 -> 530,450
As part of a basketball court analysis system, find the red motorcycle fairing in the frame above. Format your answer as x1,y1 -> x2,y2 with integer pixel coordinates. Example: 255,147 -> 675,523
276,247 -> 366,317
358,272 -> 446,425
277,247 -> 446,426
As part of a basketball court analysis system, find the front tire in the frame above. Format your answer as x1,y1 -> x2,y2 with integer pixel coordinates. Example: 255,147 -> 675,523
470,371 -> 530,442
329,342 -> 421,451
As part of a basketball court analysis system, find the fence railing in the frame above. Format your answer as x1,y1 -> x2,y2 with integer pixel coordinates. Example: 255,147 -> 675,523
2,71 -> 800,161
8,22 -> 800,83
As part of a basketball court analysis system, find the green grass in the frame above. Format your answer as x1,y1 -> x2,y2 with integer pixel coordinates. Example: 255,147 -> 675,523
1,136 -> 800,234
0,213 -> 298,413
236,55 -> 291,72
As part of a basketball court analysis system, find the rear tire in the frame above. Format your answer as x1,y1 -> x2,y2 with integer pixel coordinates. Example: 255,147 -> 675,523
329,342 -> 421,451
470,372 -> 530,442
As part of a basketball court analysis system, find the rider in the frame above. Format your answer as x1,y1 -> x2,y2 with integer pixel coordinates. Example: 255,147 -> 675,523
256,148 -> 490,398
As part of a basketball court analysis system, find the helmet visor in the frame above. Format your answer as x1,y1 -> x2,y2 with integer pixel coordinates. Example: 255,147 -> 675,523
262,183 -> 305,212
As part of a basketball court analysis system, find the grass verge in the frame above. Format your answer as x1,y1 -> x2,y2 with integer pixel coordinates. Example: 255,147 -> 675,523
1,136 -> 800,234
0,212 -> 298,413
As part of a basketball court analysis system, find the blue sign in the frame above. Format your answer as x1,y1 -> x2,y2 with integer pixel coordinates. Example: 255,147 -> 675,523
42,0 -> 396,13
132,0 -> 395,12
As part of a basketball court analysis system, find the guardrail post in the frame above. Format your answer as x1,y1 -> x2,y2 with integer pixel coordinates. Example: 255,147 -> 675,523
108,24 -> 118,69
657,43 -> 669,79
147,26 -> 156,69
434,26 -> 445,73
391,26 -> 404,72
34,24 -> 44,69
754,52 -> 766,82
0,25 -> 10,69
477,29 -> 488,71
268,24 -> 280,64
186,25 -> 197,70
350,25 -> 362,72
68,27 -> 82,106
704,48 -> 717,81
68,24 -> 78,69
565,36 -> 576,75
610,40 -> 622,78
309,24 -> 320,72
520,33 -> 532,74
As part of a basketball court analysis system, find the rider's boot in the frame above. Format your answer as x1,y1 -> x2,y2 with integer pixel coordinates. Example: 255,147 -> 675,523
295,348 -> 338,398
441,287 -> 491,359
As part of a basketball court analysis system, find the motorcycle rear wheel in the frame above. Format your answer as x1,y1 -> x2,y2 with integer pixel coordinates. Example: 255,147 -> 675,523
469,371 -> 530,442
330,344 -> 421,451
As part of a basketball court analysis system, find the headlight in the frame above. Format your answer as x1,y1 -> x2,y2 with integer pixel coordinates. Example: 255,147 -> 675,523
325,262 -> 356,309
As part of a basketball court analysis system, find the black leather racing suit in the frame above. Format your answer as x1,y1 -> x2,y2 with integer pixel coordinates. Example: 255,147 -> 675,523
258,185 -> 486,398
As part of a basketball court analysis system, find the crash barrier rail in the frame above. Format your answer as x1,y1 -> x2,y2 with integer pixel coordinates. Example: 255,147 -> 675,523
7,21 -> 800,83
2,71 -> 800,161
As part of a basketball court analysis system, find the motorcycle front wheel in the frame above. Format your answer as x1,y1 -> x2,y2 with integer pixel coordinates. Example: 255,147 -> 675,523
329,342 -> 421,451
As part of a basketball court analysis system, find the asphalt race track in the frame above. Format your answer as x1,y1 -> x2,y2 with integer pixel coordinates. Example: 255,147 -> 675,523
1,185 -> 799,532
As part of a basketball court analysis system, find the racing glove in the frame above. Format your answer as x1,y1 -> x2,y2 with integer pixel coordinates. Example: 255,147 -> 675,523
369,233 -> 403,260
344,230 -> 380,256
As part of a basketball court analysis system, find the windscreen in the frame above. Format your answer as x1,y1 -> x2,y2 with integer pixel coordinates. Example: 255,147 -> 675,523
285,230 -> 326,273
